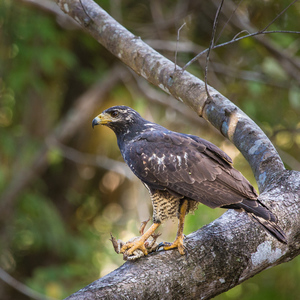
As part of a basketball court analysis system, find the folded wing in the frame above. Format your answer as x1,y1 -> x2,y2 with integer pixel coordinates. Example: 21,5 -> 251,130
124,130 -> 258,208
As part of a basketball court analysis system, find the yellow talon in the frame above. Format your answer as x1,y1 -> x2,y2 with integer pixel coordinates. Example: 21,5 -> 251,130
161,236 -> 185,255
120,222 -> 160,257
158,199 -> 188,255
120,240 -> 148,256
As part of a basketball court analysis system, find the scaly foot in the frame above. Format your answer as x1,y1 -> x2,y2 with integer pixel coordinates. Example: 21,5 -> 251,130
120,237 -> 148,256
156,199 -> 188,255
157,235 -> 185,255
120,222 -> 161,257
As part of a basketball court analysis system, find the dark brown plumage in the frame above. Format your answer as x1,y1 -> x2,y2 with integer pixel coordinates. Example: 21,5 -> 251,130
92,106 -> 287,259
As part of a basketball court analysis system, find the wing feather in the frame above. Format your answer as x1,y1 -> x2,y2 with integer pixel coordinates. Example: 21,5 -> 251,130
123,130 -> 257,208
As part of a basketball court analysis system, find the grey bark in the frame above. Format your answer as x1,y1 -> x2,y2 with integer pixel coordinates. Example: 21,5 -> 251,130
53,1 -> 300,299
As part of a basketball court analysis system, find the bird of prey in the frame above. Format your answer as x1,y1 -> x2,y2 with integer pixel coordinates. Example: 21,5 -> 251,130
92,106 -> 287,259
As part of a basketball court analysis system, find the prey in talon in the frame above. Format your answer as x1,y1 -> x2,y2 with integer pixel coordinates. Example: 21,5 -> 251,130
93,106 -> 287,259
110,218 -> 161,261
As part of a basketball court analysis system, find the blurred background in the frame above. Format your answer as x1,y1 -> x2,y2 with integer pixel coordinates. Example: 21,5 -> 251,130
1,0 -> 300,299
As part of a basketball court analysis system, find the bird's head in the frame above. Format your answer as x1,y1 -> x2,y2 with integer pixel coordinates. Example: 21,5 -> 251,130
92,106 -> 143,134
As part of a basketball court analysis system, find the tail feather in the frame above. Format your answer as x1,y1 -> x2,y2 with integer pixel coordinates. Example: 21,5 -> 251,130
223,199 -> 287,244
251,215 -> 287,244
238,199 -> 277,223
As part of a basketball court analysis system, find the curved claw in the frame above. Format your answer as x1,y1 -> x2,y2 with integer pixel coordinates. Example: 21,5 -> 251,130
123,249 -> 145,261
139,217 -> 151,235
120,240 -> 148,256
155,238 -> 186,255
155,199 -> 188,255
120,223 -> 160,256
156,242 -> 172,251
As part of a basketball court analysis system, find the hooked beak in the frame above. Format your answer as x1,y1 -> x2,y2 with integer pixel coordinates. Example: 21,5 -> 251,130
92,113 -> 112,128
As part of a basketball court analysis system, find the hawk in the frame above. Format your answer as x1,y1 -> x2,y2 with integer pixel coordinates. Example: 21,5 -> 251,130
92,106 -> 287,259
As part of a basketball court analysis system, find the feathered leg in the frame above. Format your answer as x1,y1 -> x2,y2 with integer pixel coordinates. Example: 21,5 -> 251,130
158,199 -> 188,255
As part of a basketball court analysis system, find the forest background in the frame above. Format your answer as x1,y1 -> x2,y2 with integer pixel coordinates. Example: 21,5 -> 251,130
1,0 -> 300,299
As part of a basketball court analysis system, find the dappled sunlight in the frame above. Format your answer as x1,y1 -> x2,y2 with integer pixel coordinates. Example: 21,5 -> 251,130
93,216 -> 113,234
99,171 -> 125,193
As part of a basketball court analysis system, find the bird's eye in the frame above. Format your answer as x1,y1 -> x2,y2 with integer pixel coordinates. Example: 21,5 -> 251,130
110,111 -> 119,118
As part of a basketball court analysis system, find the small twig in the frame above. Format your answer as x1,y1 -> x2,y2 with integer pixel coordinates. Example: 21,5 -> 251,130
215,0 -> 244,44
183,29 -> 300,71
231,29 -> 250,41
223,29 -> 300,46
260,0 -> 299,33
216,0 -> 300,81
174,22 -> 186,71
125,70 -> 209,126
205,0 -> 224,97
184,0 -> 300,71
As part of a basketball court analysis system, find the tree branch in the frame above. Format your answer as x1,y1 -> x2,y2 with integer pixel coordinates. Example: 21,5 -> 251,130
53,1 -> 300,299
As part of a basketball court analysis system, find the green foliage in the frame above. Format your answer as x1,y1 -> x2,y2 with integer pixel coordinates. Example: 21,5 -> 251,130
1,0 -> 300,299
